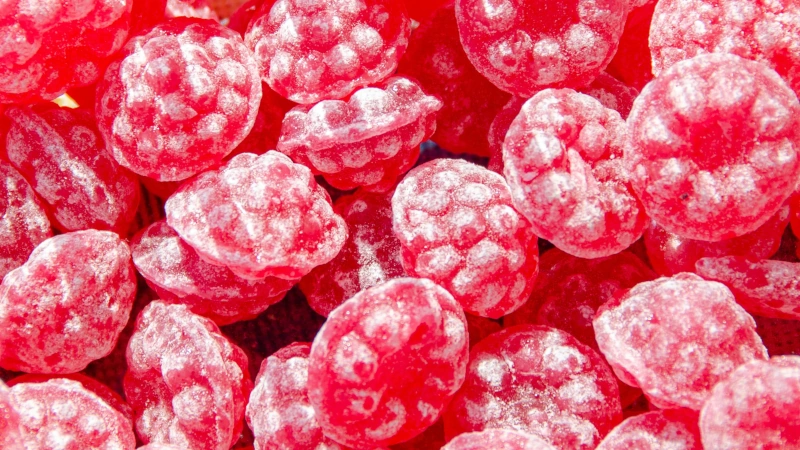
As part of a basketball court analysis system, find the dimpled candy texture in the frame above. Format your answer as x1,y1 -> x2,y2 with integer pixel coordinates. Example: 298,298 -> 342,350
132,220 -> 295,325
454,0 -> 628,97
503,89 -> 647,258
307,278 -> 468,448
593,272 -> 769,410
5,105 -> 140,234
443,325 -> 622,450
166,151 -> 347,280
166,0 -> 220,20
0,230 -> 136,374
0,162 -> 51,280
595,409 -> 702,450
625,53 -> 800,242
392,159 -> 539,318
10,378 -> 136,450
442,429 -> 558,450
700,356 -> 800,449
277,76 -> 442,191
397,4 -> 510,157
96,18 -> 262,182
124,301 -> 252,450
0,0 -> 132,104
0,380 -> 23,450
300,190 -> 404,317
244,0 -> 411,104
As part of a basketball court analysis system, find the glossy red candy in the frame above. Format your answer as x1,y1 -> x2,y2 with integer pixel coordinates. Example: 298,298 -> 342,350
166,0 -> 220,20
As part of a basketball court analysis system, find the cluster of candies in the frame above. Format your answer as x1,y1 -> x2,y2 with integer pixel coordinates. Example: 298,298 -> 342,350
1,0 -> 800,449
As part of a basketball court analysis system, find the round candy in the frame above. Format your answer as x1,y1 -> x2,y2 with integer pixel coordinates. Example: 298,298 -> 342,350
487,96 -> 527,175
579,73 -> 639,119
166,0 -> 220,20
0,380 -> 23,450
595,409 -> 701,450
442,429 -> 558,450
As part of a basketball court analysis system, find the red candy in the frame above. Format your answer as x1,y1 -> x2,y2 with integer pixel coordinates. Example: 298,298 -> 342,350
166,0 -> 220,20
0,380 -> 23,450
392,159 -> 540,318
579,73 -> 639,119
307,278 -> 468,448
605,0 -> 656,91
96,18 -> 262,182
595,409 -> 701,450
442,429 -> 557,450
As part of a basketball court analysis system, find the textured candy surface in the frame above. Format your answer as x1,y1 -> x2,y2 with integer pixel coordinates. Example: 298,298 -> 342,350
605,0 -> 656,90
593,273 -> 768,410
393,159 -> 540,318
442,429 -> 558,450
579,73 -> 639,119
444,325 -> 622,450
166,151 -> 347,280
625,53 -> 800,242
402,0 -> 450,22
700,356 -> 800,450
504,89 -> 646,258
307,278 -> 468,448
595,409 -> 701,450
166,0 -> 220,20
455,0 -> 628,96
0,230 -> 136,374
278,76 -> 440,191
487,96 -> 526,174
96,18 -> 262,181
228,84 -> 296,159
124,301 -> 251,450
0,380 -> 23,450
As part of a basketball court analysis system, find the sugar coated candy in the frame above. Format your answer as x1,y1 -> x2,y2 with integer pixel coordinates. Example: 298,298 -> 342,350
96,18 -> 262,182
124,301 -> 251,450
443,325 -> 623,450
593,273 -> 768,410
455,0 -> 628,96
0,380 -> 23,450
392,159 -> 540,318
166,0 -> 221,20
503,89 -> 646,258
442,429 -> 558,450
595,409 -> 701,450
700,356 -> 800,449
307,278 -> 468,448
277,76 -> 442,191
625,53 -> 800,242
0,230 -> 136,374
166,151 -> 347,281
245,0 -> 411,103
578,73 -> 639,119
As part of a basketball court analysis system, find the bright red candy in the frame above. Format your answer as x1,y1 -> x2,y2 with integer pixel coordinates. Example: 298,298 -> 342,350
605,0 -> 656,91
625,53 -> 800,242
96,18 -> 263,182
0,380 -> 23,450
124,301 -> 252,450
244,0 -> 411,103
579,73 -> 639,120
442,429 -> 558,450
487,96 -> 526,174
307,278 -> 468,448
277,76 -> 441,191
166,0 -> 220,20
595,409 -> 701,450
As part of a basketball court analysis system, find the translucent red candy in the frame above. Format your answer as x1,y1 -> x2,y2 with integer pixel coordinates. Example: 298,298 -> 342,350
130,0 -> 168,35
124,301 -> 251,450
402,0 -> 450,22
96,18 -> 263,182
579,73 -> 639,120
392,159 -> 540,318
0,230 -> 136,374
442,429 -> 558,450
625,53 -> 800,242
593,273 -> 768,410
228,84 -> 296,159
595,409 -> 701,450
454,0 -> 628,96
503,89 -> 646,258
700,356 -> 800,449
277,76 -> 441,191
244,0 -> 411,104
307,278 -> 468,448
0,0 -> 132,103
0,380 -> 23,450
166,0 -> 220,20
604,0 -> 656,91
487,96 -> 526,174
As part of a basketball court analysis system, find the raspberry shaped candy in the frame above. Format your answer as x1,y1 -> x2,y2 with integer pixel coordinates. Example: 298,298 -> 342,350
442,429 -> 558,450
307,278 -> 468,448
300,190 -> 404,317
487,96 -> 527,174
503,89 -> 646,258
455,0 -> 628,96
700,356 -> 800,449
443,325 -> 622,450
393,159 -> 540,318
625,53 -> 800,242
96,18 -> 262,182
277,76 -> 442,191
0,230 -> 136,374
166,0 -> 220,20
5,105 -> 140,234
0,0 -> 132,103
595,409 -> 701,450
124,301 -> 252,450
244,0 -> 411,103
132,220 -> 295,325
130,0 -> 167,34
166,151 -> 347,280
593,273 -> 769,410
579,73 -> 639,120
0,380 -> 23,450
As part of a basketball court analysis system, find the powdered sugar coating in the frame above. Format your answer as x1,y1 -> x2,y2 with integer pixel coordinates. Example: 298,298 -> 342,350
579,73 -> 639,119
0,380 -> 23,450
605,0 -> 656,90
593,273 -> 769,410
595,409 -> 701,450
504,89 -> 646,258
166,0 -> 220,20
166,151 -> 347,281
625,53 -> 800,242
278,76 -> 441,191
393,159 -> 540,318
442,429 -> 558,450
307,278 -> 468,448
96,18 -> 262,181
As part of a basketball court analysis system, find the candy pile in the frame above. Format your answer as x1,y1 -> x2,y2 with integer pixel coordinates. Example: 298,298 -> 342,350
0,0 -> 799,449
